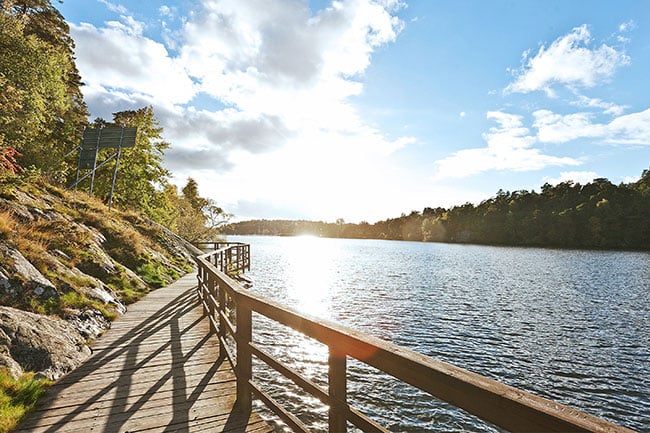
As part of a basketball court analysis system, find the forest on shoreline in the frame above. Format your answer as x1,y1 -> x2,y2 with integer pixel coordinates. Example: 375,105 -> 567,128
224,171 -> 650,251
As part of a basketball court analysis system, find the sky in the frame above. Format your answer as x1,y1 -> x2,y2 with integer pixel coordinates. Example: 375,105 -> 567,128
57,0 -> 650,223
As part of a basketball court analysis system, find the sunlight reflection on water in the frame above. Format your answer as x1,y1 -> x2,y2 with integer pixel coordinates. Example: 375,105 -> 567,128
280,235 -> 340,318
232,235 -> 650,433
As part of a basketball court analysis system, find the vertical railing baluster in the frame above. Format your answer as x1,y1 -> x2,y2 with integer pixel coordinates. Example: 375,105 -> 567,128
218,279 -> 227,360
208,274 -> 216,335
236,302 -> 252,412
196,267 -> 200,292
329,348 -> 347,432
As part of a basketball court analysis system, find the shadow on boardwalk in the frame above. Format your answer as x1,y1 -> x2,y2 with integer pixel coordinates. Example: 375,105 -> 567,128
16,273 -> 273,433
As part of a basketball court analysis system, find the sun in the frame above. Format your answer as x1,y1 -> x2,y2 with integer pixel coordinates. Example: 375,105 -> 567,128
282,235 -> 340,318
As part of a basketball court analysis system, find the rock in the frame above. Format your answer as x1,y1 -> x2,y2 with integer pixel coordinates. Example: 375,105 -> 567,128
0,328 -> 23,379
0,306 -> 91,380
52,249 -> 72,262
50,263 -> 127,316
0,270 -> 10,290
78,242 -> 117,277
88,286 -> 126,315
0,245 -> 57,297
65,308 -> 110,340
0,350 -> 24,380
3,201 -> 34,223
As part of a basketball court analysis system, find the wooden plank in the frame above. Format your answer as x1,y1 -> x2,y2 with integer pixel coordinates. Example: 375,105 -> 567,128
17,273 -> 274,433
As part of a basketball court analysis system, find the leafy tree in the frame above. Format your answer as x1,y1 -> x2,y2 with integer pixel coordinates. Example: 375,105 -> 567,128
172,178 -> 230,242
82,107 -> 171,220
181,178 -> 208,213
0,1 -> 87,178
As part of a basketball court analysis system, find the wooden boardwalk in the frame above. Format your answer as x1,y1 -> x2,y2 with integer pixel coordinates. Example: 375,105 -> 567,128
17,273 -> 274,433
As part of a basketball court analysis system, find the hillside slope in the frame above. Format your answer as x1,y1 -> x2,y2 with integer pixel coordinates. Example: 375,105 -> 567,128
0,177 -> 199,381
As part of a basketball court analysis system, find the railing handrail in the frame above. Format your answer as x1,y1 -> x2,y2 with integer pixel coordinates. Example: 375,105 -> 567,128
195,243 -> 634,433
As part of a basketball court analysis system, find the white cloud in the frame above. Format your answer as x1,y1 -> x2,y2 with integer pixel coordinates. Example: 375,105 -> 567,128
433,22 -> 647,183
570,95 -> 628,116
544,171 -> 598,186
165,0 -> 411,166
159,5 -> 172,17
534,108 -> 650,145
69,0 -> 415,220
98,0 -> 127,14
70,20 -> 195,104
622,175 -> 640,184
505,24 -> 630,95
619,20 -> 636,33
533,110 -> 604,143
606,109 -> 650,145
433,111 -> 580,179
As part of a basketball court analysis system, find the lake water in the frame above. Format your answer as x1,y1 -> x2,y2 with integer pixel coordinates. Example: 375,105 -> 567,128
225,235 -> 649,432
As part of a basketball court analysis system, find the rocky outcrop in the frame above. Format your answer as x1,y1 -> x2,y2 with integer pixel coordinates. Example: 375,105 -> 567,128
0,182 -> 198,380
0,306 -> 91,380
0,245 -> 57,298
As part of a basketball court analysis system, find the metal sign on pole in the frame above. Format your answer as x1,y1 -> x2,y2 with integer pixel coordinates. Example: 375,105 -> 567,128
69,126 -> 137,208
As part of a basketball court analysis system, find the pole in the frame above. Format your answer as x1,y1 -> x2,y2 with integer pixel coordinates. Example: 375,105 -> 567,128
108,129 -> 124,210
88,128 -> 102,198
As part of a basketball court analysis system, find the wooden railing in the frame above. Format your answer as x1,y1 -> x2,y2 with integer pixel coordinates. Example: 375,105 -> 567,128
195,243 -> 634,433
195,241 -> 250,274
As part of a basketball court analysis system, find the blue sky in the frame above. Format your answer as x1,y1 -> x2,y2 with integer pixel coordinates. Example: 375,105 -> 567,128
57,0 -> 650,222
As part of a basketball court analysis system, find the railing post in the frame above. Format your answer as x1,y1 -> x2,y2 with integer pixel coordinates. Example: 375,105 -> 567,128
328,348 -> 347,433
218,279 -> 227,360
201,267 -> 209,315
207,274 -> 216,335
236,302 -> 252,412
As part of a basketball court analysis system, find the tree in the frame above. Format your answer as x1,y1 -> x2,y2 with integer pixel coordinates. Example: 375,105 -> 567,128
0,1 -> 87,177
173,179 -> 229,242
181,178 -> 208,213
204,198 -> 231,231
83,107 -> 171,220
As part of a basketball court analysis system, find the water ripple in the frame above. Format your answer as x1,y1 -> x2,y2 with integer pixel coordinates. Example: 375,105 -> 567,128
232,236 -> 650,432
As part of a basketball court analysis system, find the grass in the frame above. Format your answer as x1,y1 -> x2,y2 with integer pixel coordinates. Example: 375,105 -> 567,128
57,291 -> 119,321
137,261 -> 180,288
20,290 -> 118,324
106,265 -> 150,304
0,210 -> 15,240
0,370 -> 50,433
1,176 -> 195,312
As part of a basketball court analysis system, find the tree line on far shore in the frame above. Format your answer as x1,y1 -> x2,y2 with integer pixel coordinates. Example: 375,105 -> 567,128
224,171 -> 650,250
